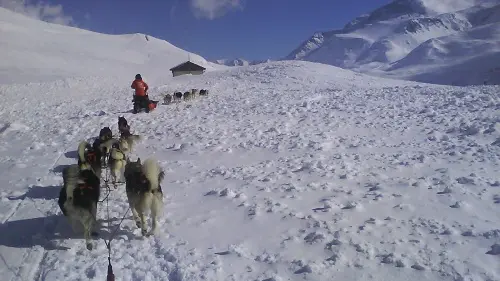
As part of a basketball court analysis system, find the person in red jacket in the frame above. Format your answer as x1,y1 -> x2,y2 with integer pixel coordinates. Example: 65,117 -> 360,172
131,74 -> 151,113
131,74 -> 148,96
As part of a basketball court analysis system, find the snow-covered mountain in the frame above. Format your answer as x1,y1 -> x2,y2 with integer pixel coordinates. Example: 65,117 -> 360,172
286,0 -> 500,85
213,58 -> 273,67
0,7 -> 221,85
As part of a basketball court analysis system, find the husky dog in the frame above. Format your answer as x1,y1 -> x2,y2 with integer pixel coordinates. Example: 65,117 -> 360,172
58,165 -> 101,250
199,89 -> 209,96
90,126 -> 118,167
117,138 -> 131,156
93,138 -> 118,167
99,127 -> 113,142
119,132 -> 141,154
77,140 -> 102,176
96,138 -> 118,155
124,158 -> 165,236
119,132 -> 141,156
117,116 -> 141,155
174,92 -> 183,103
108,142 -> 127,186
118,116 -> 129,134
191,88 -> 199,99
183,91 -> 191,101
163,94 -> 172,105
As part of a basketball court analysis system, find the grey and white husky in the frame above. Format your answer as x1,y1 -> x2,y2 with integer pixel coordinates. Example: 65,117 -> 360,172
108,142 -> 127,186
77,140 -> 102,176
124,157 -> 165,236
58,164 -> 101,250
118,117 -> 142,156
119,133 -> 141,156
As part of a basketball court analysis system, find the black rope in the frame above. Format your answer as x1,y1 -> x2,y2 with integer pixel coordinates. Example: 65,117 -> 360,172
98,158 -> 125,203
105,193 -> 115,281
101,159 -> 130,281
93,141 -> 135,280
98,164 -> 112,203
107,256 -> 115,281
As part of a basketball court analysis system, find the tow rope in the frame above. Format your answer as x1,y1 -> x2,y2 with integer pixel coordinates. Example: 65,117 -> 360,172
97,153 -> 130,281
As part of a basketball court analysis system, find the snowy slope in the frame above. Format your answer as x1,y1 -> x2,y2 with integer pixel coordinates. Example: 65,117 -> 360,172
0,7 -> 221,85
0,59 -> 499,281
383,22 -> 500,85
286,0 -> 500,85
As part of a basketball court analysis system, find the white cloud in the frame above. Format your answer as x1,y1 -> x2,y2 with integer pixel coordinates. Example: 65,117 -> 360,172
190,0 -> 244,20
0,0 -> 73,25
170,0 -> 178,21
417,0 -> 481,14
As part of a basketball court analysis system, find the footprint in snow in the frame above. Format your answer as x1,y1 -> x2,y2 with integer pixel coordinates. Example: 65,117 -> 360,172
411,263 -> 426,271
294,265 -> 312,274
379,253 -> 395,264
341,201 -> 358,210
437,187 -> 452,194
303,231 -> 326,244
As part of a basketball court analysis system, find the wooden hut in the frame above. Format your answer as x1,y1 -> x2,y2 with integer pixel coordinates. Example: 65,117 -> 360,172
170,61 -> 206,77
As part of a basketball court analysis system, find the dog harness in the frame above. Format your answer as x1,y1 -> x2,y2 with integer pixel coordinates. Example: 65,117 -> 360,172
78,183 -> 94,190
86,151 -> 97,163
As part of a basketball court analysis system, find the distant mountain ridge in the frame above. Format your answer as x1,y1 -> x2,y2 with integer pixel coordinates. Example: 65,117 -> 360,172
285,0 -> 500,85
213,58 -> 273,67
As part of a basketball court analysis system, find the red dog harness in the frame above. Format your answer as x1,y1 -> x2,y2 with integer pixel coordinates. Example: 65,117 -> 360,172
78,183 -> 94,190
86,151 -> 97,163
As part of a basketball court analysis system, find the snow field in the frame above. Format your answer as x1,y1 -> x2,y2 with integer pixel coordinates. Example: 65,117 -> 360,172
0,61 -> 498,281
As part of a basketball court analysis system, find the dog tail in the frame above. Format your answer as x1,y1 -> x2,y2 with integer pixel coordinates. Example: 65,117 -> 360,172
77,140 -> 89,164
141,158 -> 164,191
63,164 -> 80,201
151,190 -> 164,219
130,134 -> 142,142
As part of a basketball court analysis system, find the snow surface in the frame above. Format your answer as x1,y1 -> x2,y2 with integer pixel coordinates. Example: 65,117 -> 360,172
1,59 -> 500,280
286,0 -> 500,86
1,5 -> 500,281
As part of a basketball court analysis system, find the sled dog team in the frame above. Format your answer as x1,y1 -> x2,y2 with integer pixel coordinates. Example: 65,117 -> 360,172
162,88 -> 209,105
58,116 -> 164,251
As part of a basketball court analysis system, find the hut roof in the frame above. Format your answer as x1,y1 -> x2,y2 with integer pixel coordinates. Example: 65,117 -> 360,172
170,61 -> 206,72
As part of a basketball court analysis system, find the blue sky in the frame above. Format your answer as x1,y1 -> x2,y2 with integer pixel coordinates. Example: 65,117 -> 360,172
1,0 -> 392,61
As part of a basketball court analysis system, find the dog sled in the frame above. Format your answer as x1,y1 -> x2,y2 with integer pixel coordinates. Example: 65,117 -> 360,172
58,117 -> 164,253
132,95 -> 159,114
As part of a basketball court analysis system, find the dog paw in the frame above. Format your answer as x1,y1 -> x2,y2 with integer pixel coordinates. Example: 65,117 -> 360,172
86,243 -> 93,251
141,229 -> 148,236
